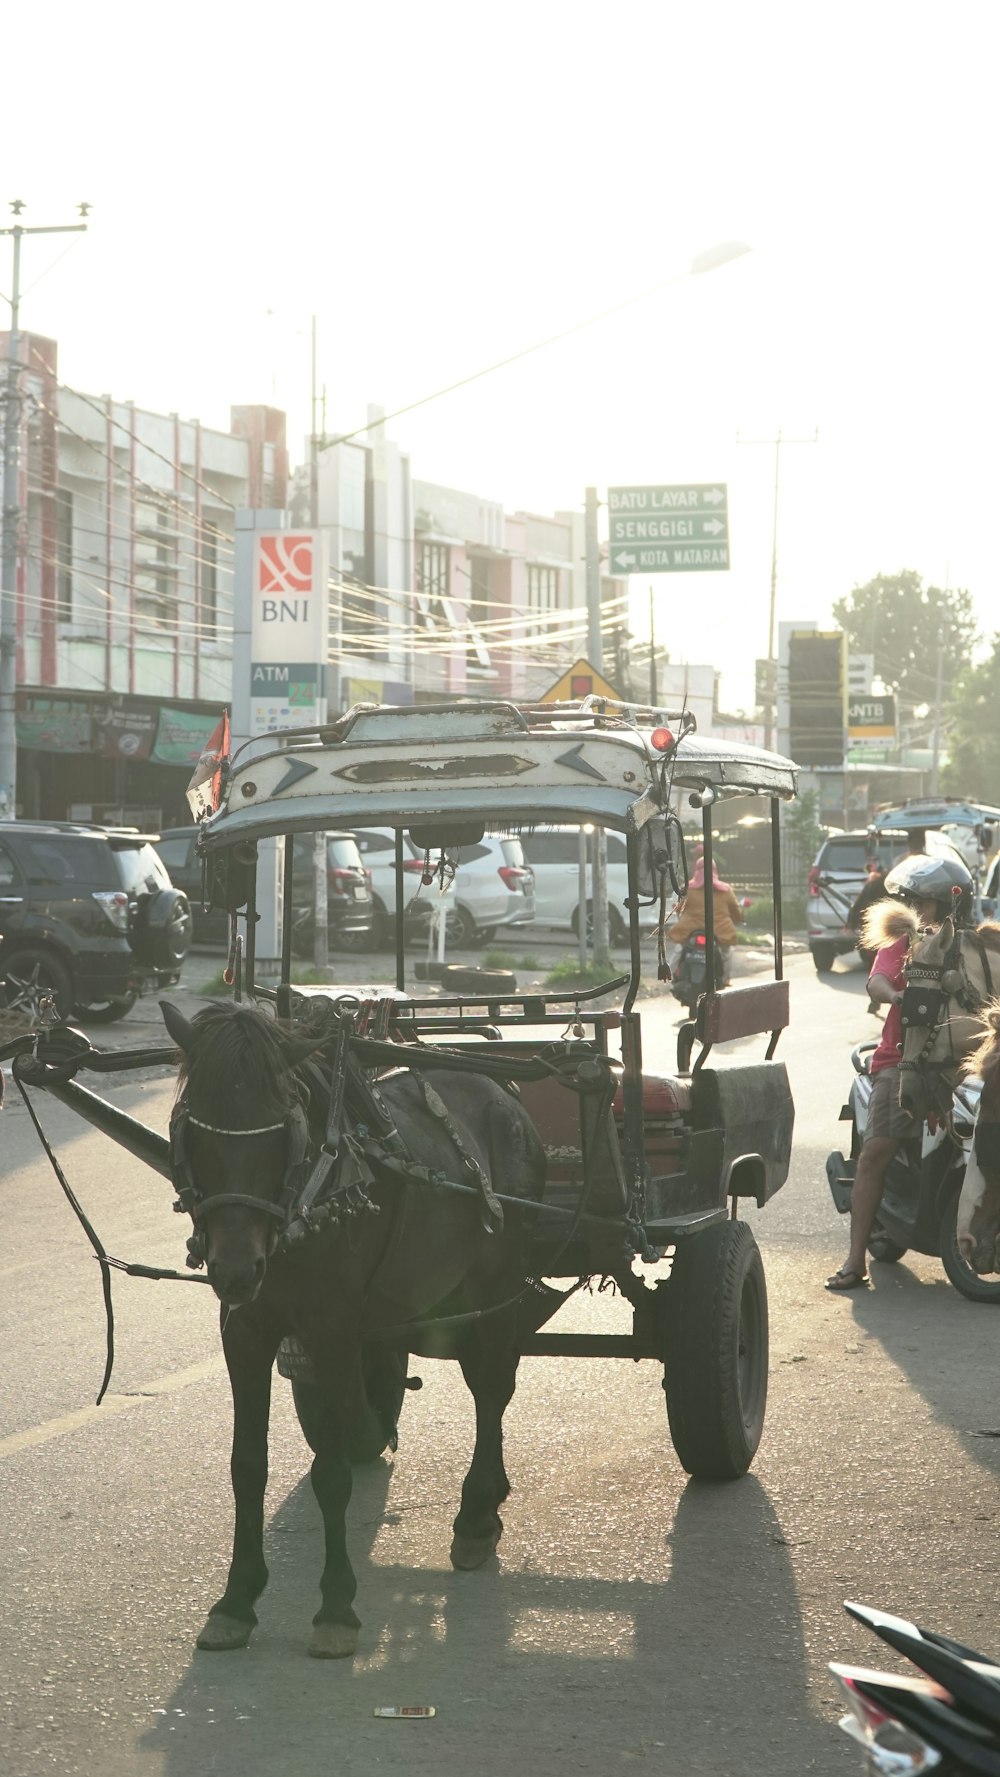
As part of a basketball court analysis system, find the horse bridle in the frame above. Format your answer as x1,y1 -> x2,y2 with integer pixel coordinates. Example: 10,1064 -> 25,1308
169,1099 -> 314,1269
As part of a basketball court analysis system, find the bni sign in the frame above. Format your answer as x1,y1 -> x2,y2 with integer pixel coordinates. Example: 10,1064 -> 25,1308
251,531 -> 328,737
608,484 -> 729,573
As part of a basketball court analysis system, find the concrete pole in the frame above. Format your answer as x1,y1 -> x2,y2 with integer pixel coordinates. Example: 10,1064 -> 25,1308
0,215 -> 88,818
584,486 -> 610,964
0,227 -> 23,817
309,317 -> 329,972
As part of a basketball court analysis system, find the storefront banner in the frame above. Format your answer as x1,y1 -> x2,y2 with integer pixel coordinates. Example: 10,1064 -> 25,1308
152,706 -> 224,767
15,702 -> 93,752
94,706 -> 158,760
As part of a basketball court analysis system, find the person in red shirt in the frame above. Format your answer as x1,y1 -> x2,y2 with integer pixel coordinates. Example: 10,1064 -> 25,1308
826,894 -> 942,1290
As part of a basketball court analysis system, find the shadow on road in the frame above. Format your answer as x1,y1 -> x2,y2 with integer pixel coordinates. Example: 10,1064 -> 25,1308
846,1264 -> 1000,1485
137,1464 -> 839,1777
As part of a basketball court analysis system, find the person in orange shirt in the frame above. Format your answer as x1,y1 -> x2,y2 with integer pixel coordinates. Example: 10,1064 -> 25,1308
669,849 -> 745,986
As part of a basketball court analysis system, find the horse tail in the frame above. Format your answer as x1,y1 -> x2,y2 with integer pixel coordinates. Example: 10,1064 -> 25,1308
962,998 -> 1000,1085
859,899 -> 918,954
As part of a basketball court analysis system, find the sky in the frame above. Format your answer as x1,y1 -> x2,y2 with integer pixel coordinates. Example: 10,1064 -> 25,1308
6,0 -> 999,711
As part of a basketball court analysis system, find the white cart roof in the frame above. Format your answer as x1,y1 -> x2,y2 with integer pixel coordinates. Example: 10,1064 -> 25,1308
198,700 -> 798,851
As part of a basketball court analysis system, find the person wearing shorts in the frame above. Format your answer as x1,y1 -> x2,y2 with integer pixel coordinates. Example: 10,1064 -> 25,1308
826,897 -> 940,1290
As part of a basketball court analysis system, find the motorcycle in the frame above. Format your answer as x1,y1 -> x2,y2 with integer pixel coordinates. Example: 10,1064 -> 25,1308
825,1043 -> 999,1302
670,931 -> 727,1008
832,1599 -> 1000,1773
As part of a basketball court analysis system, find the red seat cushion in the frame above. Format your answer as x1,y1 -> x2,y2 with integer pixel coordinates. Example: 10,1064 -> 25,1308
612,1074 -> 691,1117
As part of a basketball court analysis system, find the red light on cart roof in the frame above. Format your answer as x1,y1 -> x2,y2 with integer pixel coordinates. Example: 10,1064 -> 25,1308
650,727 -> 674,752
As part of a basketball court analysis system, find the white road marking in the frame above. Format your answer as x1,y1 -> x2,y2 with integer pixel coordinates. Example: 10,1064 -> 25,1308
0,1354 -> 226,1459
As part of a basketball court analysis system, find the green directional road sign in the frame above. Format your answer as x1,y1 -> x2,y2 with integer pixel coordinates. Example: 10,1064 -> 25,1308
607,483 -> 729,573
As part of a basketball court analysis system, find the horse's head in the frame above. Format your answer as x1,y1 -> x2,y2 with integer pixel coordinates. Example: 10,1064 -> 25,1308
898,919 -> 996,1116
162,1000 -> 318,1306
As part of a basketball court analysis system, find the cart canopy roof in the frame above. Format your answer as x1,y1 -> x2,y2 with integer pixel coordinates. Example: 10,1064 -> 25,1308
873,798 -> 1000,832
198,700 -> 799,851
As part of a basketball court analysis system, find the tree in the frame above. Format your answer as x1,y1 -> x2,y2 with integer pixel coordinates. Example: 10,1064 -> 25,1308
942,635 -> 1000,802
832,571 -> 977,714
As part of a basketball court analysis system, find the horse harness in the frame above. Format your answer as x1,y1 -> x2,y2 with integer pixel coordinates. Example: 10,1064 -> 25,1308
169,1007 -> 513,1273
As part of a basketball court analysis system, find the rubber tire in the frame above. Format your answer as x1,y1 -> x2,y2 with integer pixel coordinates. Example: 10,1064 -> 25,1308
73,990 -> 138,1024
132,890 -> 191,970
292,1351 -> 409,1462
811,942 -> 838,974
940,1184 -> 1000,1303
450,904 -> 485,948
574,902 -> 627,947
440,963 -> 517,995
661,1220 -> 769,1479
867,1229 -> 907,1264
0,946 -> 74,1022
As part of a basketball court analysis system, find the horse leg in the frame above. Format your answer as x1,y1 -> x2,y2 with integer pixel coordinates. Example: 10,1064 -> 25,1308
306,1348 -> 364,1659
451,1315 -> 520,1571
197,1313 -> 277,1652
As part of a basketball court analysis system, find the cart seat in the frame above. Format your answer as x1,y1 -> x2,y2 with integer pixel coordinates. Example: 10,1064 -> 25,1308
612,1074 -> 692,1117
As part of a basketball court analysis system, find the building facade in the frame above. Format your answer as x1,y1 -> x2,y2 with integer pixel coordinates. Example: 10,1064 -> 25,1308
3,327 -> 285,824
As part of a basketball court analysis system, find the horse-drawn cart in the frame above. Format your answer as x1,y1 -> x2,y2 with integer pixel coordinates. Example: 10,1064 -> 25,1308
0,698 -> 798,1654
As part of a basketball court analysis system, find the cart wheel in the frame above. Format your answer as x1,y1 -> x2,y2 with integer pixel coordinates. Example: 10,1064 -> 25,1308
292,1350 -> 410,1462
661,1220 -> 768,1478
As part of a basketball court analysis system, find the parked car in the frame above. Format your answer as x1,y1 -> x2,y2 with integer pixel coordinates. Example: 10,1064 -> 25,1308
351,827 -> 456,950
520,824 -> 661,945
289,833 -> 373,953
447,834 -> 534,947
0,821 -> 191,1023
153,827 -> 227,945
351,829 -> 532,949
154,828 -> 375,953
807,828 -> 964,972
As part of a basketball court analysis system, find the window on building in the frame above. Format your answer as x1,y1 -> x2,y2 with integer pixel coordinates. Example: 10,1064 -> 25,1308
415,540 -> 449,632
55,489 -> 73,622
134,499 -> 178,631
201,532 -> 218,641
527,564 -> 559,636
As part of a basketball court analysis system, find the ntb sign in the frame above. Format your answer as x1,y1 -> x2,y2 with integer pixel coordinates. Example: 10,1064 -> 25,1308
252,531 -> 328,661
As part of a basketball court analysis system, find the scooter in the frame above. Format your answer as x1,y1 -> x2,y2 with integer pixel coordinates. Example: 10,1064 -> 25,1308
826,1042 -> 999,1302
670,931 -> 727,1008
832,1599 -> 1000,1773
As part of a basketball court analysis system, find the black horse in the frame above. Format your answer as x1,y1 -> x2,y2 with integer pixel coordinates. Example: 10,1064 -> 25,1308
161,998 -> 547,1659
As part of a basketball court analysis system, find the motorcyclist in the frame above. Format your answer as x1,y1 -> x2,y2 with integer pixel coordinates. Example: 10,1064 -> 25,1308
667,848 -> 745,987
826,850 -> 975,1291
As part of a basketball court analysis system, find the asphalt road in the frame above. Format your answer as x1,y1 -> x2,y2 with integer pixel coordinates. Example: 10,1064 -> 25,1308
3,951 -> 1000,1777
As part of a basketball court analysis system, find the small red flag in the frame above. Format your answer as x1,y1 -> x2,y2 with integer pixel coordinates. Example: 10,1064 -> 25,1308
185,710 -> 230,821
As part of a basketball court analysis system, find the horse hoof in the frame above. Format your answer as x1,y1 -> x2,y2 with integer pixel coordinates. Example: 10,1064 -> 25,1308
196,1613 -> 253,1652
308,1621 -> 358,1659
450,1525 -> 502,1570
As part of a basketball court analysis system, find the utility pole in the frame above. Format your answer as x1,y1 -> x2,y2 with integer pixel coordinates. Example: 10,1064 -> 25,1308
1,203 -> 89,817
648,584 -> 656,704
584,485 -> 610,965
309,315 -> 329,970
737,427 -> 817,751
930,617 -> 948,796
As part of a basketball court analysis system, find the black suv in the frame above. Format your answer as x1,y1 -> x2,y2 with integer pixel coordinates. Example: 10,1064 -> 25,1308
0,822 -> 192,1023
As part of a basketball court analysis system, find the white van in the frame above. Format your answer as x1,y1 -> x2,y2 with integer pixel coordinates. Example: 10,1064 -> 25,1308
520,825 -> 658,945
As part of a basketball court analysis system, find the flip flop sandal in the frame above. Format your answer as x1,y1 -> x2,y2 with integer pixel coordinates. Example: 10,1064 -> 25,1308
825,1267 -> 871,1291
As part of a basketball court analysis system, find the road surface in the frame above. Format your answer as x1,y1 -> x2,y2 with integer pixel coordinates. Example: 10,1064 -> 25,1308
2,952 -> 999,1776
